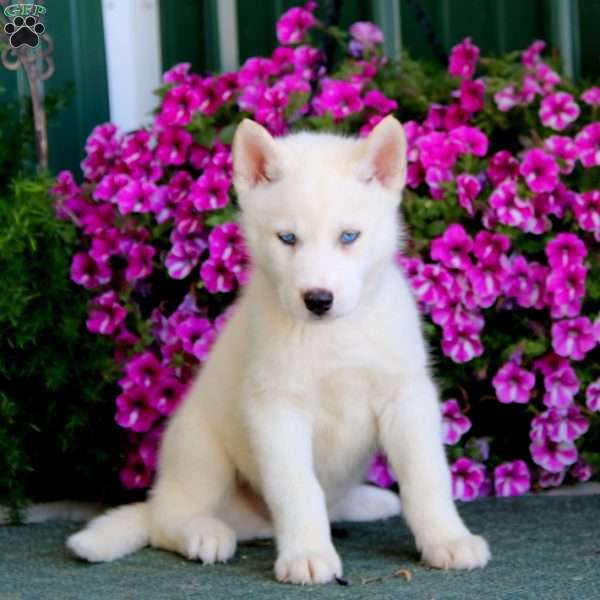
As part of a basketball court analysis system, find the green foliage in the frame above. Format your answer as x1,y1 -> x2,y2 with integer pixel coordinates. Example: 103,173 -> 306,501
0,177 -> 121,518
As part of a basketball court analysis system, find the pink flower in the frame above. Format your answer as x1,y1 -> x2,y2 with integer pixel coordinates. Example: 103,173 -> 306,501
586,379 -> 600,412
431,224 -> 473,270
544,406 -> 589,443
441,321 -> 484,364
349,21 -> 384,56
575,122 -> 600,168
545,233 -> 587,268
492,361 -> 536,405
456,173 -> 481,216
115,386 -> 160,433
451,457 -> 485,501
70,252 -> 111,289
441,399 -> 471,444
449,126 -> 489,157
504,256 -> 546,308
411,264 -> 452,307
538,469 -> 565,488
155,127 -> 192,166
572,190 -> 600,234
367,452 -> 396,488
363,90 -> 397,115
276,5 -> 315,45
544,136 -> 577,174
120,450 -> 154,489
190,170 -> 231,211
494,460 -> 531,497
125,243 -> 155,282
489,180 -> 534,230
159,84 -> 201,127
125,352 -> 164,388
542,363 -> 579,408
581,87 -> 600,107
200,257 -> 237,293
473,231 -> 510,264
522,40 -> 545,67
417,132 -> 460,169
494,85 -> 521,112
176,316 -> 215,362
487,151 -> 519,186
149,376 -> 185,416
546,263 -> 587,308
571,459 -> 593,482
86,291 -> 127,335
551,317 -> 596,361
530,439 -> 577,473
519,149 -> 559,194
314,80 -> 363,121
539,92 -> 580,131
458,79 -> 485,112
448,38 -> 480,79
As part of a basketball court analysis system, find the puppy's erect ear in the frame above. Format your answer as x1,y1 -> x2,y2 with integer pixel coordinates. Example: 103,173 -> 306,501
232,119 -> 282,193
357,115 -> 407,191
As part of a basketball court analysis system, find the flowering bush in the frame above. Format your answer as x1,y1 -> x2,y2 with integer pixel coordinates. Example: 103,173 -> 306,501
52,2 -> 599,500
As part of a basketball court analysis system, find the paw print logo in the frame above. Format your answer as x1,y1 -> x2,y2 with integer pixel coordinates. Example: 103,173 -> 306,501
4,15 -> 45,48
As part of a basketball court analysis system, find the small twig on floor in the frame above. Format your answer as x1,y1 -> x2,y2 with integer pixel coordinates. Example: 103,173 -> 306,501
361,568 -> 413,584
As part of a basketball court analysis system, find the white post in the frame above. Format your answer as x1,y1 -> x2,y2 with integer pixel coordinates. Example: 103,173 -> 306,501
101,0 -> 163,132
217,0 -> 239,72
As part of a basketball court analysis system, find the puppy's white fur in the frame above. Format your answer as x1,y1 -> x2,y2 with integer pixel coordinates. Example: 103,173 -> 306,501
67,117 -> 490,584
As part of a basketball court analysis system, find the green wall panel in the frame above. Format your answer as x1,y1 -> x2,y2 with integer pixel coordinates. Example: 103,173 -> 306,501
578,0 -> 600,79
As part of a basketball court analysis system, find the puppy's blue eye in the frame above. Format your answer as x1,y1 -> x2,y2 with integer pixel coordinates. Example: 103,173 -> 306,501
340,231 -> 361,245
277,232 -> 297,246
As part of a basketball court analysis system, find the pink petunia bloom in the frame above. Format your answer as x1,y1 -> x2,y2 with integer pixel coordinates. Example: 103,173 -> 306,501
551,317 -> 596,361
539,92 -> 580,131
458,78 -> 485,112
367,452 -> 396,488
533,63 -> 561,94
417,131 -> 460,169
538,469 -> 565,488
115,386 -> 160,433
200,257 -> 237,293
521,40 -> 545,67
411,263 -> 452,307
51,170 -> 79,199
545,233 -> 587,268
190,170 -> 231,212
473,231 -> 510,264
581,86 -> 600,107
542,363 -> 579,408
155,127 -> 192,166
487,150 -> 519,186
456,173 -> 481,216
425,166 -> 453,199
546,263 -> 587,308
451,457 -> 486,501
125,243 -> 156,282
544,135 -> 577,174
571,459 -> 593,482
572,190 -> 600,234
530,439 -> 577,473
575,122 -> 600,168
86,291 -> 127,335
586,379 -> 600,412
125,352 -> 164,388
159,84 -> 201,127
120,450 -> 154,489
448,38 -> 480,79
363,90 -> 397,115
276,5 -> 315,45
349,21 -> 384,56
149,376 -> 185,416
492,361 -> 536,404
449,126 -> 489,157
314,80 -> 363,121
519,149 -> 559,194
467,261 -> 505,308
503,256 -> 537,308
494,85 -> 521,112
494,460 -> 531,497
70,252 -> 112,289
441,399 -> 471,445
489,180 -> 534,230
163,62 -> 191,85
176,315 -> 216,362
139,425 -> 164,470
431,224 -> 473,270
544,406 -> 589,443
441,321 -> 484,364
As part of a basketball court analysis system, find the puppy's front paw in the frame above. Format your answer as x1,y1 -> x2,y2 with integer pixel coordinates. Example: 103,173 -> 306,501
181,516 -> 237,564
275,547 -> 342,585
421,534 -> 490,570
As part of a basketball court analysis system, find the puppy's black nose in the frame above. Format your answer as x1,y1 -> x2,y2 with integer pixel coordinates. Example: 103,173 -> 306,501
303,289 -> 334,316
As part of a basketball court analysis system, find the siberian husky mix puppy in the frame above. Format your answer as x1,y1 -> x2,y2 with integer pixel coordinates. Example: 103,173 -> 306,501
68,116 -> 490,584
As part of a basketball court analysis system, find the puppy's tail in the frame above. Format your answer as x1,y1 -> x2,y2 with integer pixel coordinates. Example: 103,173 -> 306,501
66,501 -> 150,562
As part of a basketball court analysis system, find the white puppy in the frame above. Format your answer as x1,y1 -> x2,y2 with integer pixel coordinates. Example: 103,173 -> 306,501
67,116 -> 490,584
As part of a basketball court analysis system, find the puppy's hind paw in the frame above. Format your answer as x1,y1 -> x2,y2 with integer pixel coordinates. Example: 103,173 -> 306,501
275,547 -> 342,585
182,516 -> 237,564
421,534 -> 490,570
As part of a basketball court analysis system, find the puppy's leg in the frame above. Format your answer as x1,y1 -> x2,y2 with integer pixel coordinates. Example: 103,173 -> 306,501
148,417 -> 237,564
330,485 -> 401,522
248,405 -> 342,585
378,373 -> 490,570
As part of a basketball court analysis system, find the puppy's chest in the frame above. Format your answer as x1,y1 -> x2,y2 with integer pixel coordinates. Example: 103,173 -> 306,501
311,369 -> 378,470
